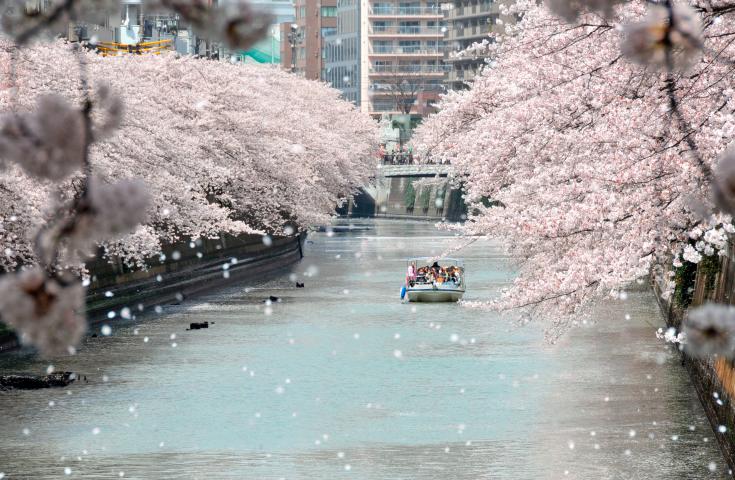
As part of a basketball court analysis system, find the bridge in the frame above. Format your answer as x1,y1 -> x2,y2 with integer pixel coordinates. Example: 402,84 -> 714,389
341,164 -> 465,221
377,164 -> 453,178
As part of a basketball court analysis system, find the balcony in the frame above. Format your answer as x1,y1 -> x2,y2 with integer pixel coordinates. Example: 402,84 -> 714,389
369,83 -> 446,95
368,6 -> 443,18
369,47 -> 443,57
447,4 -> 499,20
445,65 -> 480,84
369,26 -> 444,37
368,64 -> 450,75
448,24 -> 491,41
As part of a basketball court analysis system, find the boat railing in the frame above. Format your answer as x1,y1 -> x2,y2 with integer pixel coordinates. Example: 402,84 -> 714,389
410,275 -> 462,287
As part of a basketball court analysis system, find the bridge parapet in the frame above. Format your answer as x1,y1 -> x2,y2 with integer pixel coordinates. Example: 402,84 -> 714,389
378,164 -> 453,177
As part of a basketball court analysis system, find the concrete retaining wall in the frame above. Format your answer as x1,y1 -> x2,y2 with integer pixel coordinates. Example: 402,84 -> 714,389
653,249 -> 735,472
0,232 -> 305,351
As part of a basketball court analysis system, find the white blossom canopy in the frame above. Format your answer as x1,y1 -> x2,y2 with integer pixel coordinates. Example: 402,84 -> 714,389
0,40 -> 378,271
414,0 -> 735,337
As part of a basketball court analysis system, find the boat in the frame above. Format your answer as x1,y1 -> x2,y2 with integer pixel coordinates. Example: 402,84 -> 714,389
404,258 -> 465,303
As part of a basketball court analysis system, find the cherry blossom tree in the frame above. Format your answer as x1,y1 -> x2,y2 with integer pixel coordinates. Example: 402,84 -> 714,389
0,1 -> 378,356
415,0 -> 735,340
0,40 -> 376,269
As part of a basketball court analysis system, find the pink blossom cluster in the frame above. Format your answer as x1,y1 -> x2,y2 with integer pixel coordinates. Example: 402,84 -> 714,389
64,177 -> 152,257
0,268 -> 85,356
656,326 -> 686,345
0,95 -> 85,180
620,4 -> 702,71
683,304 -> 735,359
675,215 -> 733,265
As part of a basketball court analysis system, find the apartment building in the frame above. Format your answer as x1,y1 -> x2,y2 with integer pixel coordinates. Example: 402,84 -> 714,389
443,0 -> 504,89
359,1 -> 447,117
280,0 -> 338,79
323,0 -> 361,104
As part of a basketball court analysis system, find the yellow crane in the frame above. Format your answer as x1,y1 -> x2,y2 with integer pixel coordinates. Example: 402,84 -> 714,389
95,39 -> 174,57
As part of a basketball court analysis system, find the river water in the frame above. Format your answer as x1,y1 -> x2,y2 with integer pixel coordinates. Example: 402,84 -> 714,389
0,219 -> 727,479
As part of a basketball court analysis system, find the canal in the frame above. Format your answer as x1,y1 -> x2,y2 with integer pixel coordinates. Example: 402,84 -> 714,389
0,219 -> 726,479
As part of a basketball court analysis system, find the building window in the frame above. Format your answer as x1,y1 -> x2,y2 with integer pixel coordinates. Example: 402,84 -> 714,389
373,20 -> 391,32
399,25 -> 419,34
321,6 -> 337,16
373,2 -> 391,14
398,40 -> 420,53
321,27 -> 337,37
374,40 -> 392,53
398,2 -> 420,14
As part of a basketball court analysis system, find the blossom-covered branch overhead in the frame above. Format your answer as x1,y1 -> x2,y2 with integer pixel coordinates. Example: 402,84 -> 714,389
415,0 -> 735,342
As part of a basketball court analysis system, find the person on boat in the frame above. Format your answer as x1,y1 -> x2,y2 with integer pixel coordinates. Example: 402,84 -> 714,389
406,262 -> 417,286
446,267 -> 453,282
416,266 -> 425,283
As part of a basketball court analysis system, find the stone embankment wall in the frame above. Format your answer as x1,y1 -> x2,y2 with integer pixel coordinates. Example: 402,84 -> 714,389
377,176 -> 465,220
0,232 -> 305,351
654,252 -> 735,472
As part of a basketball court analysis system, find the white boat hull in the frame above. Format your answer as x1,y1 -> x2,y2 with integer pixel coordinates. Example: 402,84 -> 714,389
406,286 -> 464,302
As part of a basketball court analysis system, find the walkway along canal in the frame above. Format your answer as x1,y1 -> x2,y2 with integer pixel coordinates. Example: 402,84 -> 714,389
0,220 -> 727,479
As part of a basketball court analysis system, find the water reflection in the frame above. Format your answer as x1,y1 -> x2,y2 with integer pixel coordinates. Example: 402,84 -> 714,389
0,220 -> 725,479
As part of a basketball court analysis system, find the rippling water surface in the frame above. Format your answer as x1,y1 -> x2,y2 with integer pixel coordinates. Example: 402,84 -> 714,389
0,220 -> 726,479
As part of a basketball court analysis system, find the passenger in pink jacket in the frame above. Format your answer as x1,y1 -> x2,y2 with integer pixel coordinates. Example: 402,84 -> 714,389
406,262 -> 417,286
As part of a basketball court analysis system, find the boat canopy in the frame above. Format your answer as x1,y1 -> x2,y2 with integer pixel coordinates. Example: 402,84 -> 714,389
406,257 -> 464,267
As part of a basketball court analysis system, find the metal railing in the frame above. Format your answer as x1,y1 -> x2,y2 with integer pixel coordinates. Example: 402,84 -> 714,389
370,47 -> 442,54
451,4 -> 496,18
370,26 -> 444,35
369,83 -> 446,92
369,64 -> 451,73
380,154 -> 449,166
450,25 -> 491,39
369,6 -> 442,15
